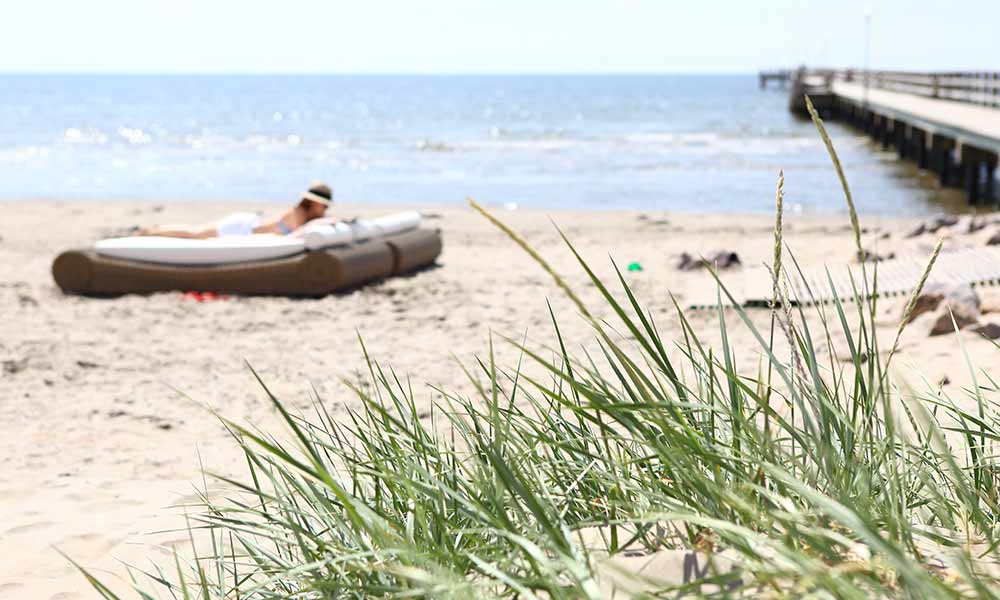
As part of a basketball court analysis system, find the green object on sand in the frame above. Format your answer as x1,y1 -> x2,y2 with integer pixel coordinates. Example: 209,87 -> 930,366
627,261 -> 643,272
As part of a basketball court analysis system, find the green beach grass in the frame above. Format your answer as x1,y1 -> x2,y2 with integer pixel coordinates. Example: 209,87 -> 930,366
74,104 -> 1000,598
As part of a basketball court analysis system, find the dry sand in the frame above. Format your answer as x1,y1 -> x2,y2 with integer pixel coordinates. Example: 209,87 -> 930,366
3,200 -> 999,598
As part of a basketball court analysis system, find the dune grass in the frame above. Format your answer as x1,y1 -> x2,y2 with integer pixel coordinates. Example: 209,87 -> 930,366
77,107 -> 1000,598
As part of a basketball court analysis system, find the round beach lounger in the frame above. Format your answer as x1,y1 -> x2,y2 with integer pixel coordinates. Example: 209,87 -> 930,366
52,228 -> 442,297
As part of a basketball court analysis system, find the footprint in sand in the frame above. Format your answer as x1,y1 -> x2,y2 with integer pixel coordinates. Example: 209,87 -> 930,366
0,487 -> 36,502
4,520 -> 56,535
147,537 -> 194,555
54,532 -> 122,561
81,498 -> 144,512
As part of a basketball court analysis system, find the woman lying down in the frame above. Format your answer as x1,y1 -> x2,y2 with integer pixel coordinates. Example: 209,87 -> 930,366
140,182 -> 334,238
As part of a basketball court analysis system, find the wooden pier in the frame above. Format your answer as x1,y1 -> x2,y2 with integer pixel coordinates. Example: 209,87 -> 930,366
785,68 -> 1000,204
758,69 -> 792,89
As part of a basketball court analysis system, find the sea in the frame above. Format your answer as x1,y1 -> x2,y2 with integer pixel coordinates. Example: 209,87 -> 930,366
0,74 -> 966,215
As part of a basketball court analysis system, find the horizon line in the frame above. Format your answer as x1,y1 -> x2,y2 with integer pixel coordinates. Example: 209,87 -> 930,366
0,69 -> 777,77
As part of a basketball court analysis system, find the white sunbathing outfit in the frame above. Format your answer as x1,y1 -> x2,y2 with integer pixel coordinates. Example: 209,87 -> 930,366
216,212 -> 261,237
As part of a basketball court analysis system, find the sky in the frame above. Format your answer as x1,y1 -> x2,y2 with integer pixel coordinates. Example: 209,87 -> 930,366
1,0 -> 998,74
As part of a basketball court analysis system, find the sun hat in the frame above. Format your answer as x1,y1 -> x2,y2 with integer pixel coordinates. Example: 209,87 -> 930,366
301,182 -> 333,206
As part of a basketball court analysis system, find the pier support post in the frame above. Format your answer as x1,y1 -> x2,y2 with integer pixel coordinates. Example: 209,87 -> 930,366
987,164 -> 997,203
880,117 -> 893,151
931,135 -> 956,186
896,123 -> 909,159
912,128 -> 928,169
979,153 -> 998,203
941,150 -> 954,187
958,146 -> 999,204
871,115 -> 883,144
965,161 -> 980,204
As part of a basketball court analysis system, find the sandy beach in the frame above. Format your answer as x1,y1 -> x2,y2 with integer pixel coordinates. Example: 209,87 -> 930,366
3,200 -> 1000,597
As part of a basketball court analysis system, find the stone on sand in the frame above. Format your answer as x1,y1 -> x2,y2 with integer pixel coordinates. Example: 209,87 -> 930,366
904,282 -> 947,324
905,215 -> 959,238
927,283 -> 981,336
958,215 -> 986,234
973,323 -> 1000,340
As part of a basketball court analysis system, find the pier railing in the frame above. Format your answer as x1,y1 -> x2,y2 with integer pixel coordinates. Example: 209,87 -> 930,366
837,70 -> 1000,109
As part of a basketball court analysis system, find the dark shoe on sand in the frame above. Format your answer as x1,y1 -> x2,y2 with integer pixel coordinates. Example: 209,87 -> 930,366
677,251 -> 741,271
857,248 -> 895,263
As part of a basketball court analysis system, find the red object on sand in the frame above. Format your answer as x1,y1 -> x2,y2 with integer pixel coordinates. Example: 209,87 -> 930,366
182,291 -> 230,302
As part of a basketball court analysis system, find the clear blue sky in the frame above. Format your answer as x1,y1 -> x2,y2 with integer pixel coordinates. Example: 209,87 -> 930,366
3,0 -> 997,74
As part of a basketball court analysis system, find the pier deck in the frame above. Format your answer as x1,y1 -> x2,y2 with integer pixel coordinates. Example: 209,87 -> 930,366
831,81 -> 1000,155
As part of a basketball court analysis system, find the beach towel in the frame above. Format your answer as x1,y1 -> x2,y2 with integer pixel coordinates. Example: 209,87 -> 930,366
216,212 -> 261,236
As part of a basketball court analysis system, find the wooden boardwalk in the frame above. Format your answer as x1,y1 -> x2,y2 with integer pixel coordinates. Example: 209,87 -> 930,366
686,247 -> 1000,310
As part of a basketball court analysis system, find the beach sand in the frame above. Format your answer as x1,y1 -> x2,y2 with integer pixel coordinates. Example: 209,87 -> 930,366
3,200 -> 999,598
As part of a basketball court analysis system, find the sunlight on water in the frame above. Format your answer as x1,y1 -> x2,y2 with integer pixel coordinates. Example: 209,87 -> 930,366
0,74 -> 965,215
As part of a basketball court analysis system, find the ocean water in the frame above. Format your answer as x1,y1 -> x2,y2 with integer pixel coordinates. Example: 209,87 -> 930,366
0,74 -> 964,215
